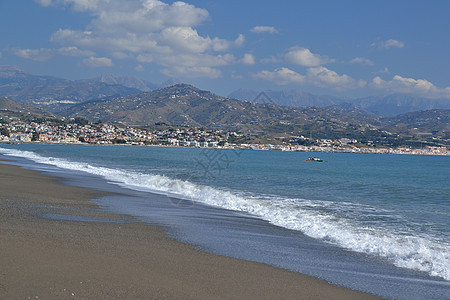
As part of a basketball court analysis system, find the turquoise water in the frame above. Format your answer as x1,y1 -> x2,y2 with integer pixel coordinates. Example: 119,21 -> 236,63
1,144 -> 449,299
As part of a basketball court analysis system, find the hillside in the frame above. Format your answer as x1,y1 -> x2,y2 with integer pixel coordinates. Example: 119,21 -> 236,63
352,94 -> 450,117
81,74 -> 183,92
4,65 -> 448,118
0,66 -> 141,112
61,84 -> 449,147
1,66 -> 447,147
228,88 -> 340,108
63,84 -> 389,139
229,88 -> 450,117
381,109 -> 450,139
0,97 -> 57,122
63,84 -> 308,129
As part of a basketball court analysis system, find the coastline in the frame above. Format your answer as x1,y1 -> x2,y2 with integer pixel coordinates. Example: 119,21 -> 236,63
0,157 -> 381,299
1,141 -> 449,157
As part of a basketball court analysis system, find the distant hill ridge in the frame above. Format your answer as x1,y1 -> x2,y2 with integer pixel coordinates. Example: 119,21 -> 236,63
229,88 -> 450,117
83,74 -> 179,92
1,66 -> 448,146
0,66 -> 142,113
0,96 -> 56,121
0,79 -> 448,146
63,84 -> 268,128
61,83 -> 449,147
381,109 -> 450,139
0,66 -> 184,113
2,65 -> 449,118
229,88 -> 341,108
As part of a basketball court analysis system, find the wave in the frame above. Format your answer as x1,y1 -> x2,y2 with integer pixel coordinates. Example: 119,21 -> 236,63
1,147 -> 449,281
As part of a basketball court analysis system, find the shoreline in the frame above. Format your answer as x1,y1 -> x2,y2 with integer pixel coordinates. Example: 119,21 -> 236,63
1,141 -> 449,157
0,157 -> 381,299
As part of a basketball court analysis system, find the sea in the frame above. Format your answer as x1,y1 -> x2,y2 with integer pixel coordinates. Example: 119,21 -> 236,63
0,144 -> 449,299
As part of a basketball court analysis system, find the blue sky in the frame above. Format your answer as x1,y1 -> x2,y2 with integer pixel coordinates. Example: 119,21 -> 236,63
1,0 -> 449,99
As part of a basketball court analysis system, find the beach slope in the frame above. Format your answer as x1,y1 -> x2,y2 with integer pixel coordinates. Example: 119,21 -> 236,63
0,160 -> 380,299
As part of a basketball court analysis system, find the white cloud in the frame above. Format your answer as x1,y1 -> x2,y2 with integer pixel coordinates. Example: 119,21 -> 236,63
371,75 -> 450,99
37,0 -> 244,78
250,26 -> 278,34
35,0 -> 102,10
51,28 -> 168,54
82,56 -> 113,67
373,67 -> 389,74
159,27 -> 210,53
45,1 -> 226,52
240,53 -> 256,65
158,53 -> 235,68
234,34 -> 245,47
34,0 -> 52,6
136,53 -> 154,63
11,46 -> 94,61
284,47 -> 333,67
261,56 -> 280,64
56,46 -> 95,57
255,66 -> 365,90
307,66 -> 366,90
112,51 -> 131,59
12,48 -> 53,61
373,39 -> 405,49
161,66 -> 221,79
159,27 -> 243,53
231,72 -> 243,79
135,64 -> 144,72
350,57 -> 374,66
254,67 -> 305,85
157,52 -> 233,78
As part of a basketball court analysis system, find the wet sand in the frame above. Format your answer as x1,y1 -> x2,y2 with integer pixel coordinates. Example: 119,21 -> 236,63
0,159 -> 381,299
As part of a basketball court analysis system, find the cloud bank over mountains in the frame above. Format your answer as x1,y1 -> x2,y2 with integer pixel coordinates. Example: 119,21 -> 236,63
5,0 -> 449,99
371,75 -> 450,99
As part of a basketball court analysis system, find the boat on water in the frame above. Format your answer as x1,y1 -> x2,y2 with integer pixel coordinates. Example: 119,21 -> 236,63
306,157 -> 327,162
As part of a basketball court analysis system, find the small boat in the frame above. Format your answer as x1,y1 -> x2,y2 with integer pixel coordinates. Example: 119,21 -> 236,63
306,157 -> 327,162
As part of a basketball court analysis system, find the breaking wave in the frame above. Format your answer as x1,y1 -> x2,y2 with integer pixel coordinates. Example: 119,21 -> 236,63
1,147 -> 449,281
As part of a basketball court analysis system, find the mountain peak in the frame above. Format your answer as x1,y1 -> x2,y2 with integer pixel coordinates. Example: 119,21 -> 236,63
160,83 -> 203,93
89,74 -> 154,91
0,65 -> 30,78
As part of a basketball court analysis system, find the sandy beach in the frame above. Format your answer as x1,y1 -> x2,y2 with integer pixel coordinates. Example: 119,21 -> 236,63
0,158 -> 381,299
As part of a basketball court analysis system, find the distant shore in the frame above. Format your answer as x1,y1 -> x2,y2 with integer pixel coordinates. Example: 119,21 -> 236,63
0,157 -> 381,299
1,140 -> 449,156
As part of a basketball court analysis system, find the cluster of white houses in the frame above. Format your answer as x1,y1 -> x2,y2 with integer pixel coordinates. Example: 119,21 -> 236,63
0,119 -> 448,156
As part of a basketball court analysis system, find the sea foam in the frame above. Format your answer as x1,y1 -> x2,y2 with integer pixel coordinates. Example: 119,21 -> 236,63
1,147 -> 449,281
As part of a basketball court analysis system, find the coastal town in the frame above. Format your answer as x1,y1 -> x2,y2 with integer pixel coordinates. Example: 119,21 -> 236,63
1,117 -> 448,156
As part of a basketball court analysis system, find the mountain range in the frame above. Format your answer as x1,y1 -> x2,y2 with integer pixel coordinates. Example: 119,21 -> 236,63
0,66 -> 142,113
1,65 -> 449,118
228,89 -> 450,117
0,66 -> 448,146
0,66 -> 175,113
80,74 -> 179,92
228,88 -> 341,108
60,84 -> 449,146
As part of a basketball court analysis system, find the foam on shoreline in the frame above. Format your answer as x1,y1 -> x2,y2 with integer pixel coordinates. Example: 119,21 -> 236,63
2,146 -> 449,282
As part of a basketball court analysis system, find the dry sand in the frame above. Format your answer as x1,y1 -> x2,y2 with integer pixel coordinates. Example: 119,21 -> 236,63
0,158 -> 381,299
